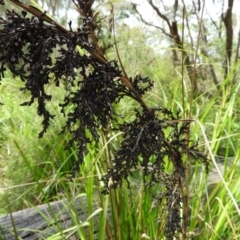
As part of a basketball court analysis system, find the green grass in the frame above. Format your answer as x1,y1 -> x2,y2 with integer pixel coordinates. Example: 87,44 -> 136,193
0,57 -> 240,240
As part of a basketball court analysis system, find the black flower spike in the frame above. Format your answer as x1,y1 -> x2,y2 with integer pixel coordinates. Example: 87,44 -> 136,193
102,108 -> 208,193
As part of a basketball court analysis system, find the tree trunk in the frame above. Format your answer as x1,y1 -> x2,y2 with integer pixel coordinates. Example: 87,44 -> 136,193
222,0 -> 234,80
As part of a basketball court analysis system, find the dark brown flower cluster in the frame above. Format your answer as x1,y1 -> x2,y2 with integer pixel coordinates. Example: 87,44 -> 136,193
0,9 -> 93,137
102,108 -> 208,193
158,174 -> 182,239
59,59 -> 126,167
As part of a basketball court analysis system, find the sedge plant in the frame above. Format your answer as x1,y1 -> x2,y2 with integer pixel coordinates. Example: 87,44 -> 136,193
1,0 -> 239,240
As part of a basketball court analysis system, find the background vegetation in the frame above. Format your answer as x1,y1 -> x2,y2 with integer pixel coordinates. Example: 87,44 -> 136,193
0,0 -> 240,239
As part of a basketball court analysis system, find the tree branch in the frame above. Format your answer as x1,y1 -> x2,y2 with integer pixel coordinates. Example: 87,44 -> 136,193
147,0 -> 172,30
132,4 -> 172,39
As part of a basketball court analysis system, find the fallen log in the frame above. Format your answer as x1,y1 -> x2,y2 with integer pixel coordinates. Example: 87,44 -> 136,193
0,195 -> 103,240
